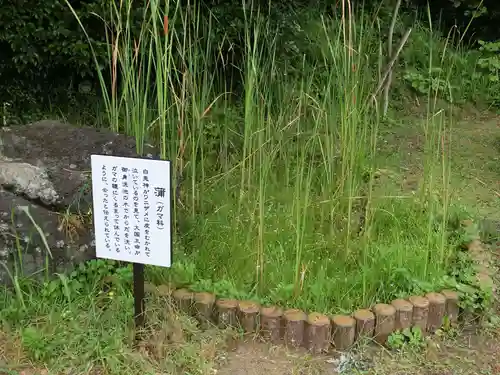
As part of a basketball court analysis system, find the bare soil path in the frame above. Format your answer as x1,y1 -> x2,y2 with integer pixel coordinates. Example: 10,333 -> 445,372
216,328 -> 500,375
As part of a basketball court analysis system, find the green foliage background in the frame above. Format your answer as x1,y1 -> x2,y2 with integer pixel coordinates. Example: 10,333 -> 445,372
1,0 -> 499,110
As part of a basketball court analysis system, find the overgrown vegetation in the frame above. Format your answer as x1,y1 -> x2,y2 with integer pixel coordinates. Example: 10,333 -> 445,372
1,0 -> 500,373
63,0 -> 451,312
1,259 -> 231,374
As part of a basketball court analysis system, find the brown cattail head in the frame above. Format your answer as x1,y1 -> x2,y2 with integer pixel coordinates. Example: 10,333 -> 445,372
164,15 -> 169,36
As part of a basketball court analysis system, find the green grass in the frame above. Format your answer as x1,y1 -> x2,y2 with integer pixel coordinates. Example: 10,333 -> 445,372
378,111 -> 500,219
62,0 -> 469,313
0,260 -> 231,374
1,2 -> 499,373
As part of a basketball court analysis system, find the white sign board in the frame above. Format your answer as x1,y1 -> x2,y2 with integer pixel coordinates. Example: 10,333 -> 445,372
90,155 -> 172,268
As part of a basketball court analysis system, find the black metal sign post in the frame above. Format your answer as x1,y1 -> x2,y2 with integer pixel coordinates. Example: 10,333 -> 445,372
133,262 -> 145,341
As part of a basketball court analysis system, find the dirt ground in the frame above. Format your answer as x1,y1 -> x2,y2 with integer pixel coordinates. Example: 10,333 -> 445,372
216,327 -> 500,375
3,319 -> 500,375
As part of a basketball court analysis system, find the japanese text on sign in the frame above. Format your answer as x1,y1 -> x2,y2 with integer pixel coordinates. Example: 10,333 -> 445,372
91,155 -> 172,267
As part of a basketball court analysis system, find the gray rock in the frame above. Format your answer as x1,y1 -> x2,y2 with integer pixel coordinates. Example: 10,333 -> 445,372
0,119 -> 156,210
0,120 -> 158,285
0,158 -> 59,205
0,188 -> 93,284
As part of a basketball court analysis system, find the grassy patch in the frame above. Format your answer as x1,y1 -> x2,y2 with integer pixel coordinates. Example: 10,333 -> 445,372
0,260 -> 231,374
57,0 -> 500,313
1,1 -> 500,374
378,111 -> 500,219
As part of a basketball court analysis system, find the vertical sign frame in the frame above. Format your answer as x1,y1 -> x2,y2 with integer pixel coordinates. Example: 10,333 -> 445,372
90,155 -> 173,335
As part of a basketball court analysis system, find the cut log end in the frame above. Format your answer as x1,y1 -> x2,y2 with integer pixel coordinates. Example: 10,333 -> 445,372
284,309 -> 307,349
373,303 -> 396,345
391,299 -> 413,312
216,298 -> 239,328
144,282 -> 157,295
194,291 -> 216,304
305,312 -> 331,354
172,288 -> 194,314
409,295 -> 430,308
426,292 -> 445,304
409,295 -> 430,334
260,306 -> 284,344
441,289 -> 459,323
332,314 -> 356,351
425,292 -> 446,333
238,300 -> 261,333
391,299 -> 413,331
353,309 -> 375,340
156,284 -> 174,297
194,292 -> 216,326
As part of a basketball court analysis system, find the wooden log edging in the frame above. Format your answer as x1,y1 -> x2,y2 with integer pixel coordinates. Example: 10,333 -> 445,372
144,228 -> 493,354
148,286 -> 462,353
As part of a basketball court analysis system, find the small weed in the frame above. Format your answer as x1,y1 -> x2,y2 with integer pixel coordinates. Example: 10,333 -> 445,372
404,68 -> 453,101
387,326 -> 426,351
57,210 -> 92,242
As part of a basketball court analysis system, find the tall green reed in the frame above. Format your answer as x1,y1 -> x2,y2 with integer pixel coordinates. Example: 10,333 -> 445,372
67,0 -> 456,310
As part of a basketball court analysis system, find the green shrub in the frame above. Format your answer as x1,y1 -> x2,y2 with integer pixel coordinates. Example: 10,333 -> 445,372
0,0 -> 111,112
477,39 -> 500,82
0,1 -> 112,81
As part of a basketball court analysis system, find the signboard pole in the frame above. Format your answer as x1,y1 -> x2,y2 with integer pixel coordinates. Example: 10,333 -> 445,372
133,262 -> 145,335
